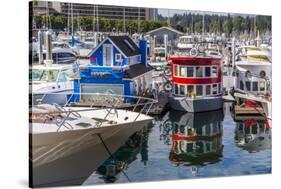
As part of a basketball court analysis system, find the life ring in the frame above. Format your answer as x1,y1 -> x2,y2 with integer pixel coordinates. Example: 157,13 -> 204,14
260,70 -> 266,78
189,48 -> 198,57
245,70 -> 252,78
163,82 -> 172,92
198,45 -> 205,53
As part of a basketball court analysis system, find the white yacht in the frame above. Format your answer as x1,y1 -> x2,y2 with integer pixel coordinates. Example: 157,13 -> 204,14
30,102 -> 154,187
232,44 -> 272,119
176,35 -> 197,50
30,63 -> 79,105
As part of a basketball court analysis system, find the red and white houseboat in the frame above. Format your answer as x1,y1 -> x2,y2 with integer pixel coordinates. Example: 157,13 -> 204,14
168,53 -> 223,112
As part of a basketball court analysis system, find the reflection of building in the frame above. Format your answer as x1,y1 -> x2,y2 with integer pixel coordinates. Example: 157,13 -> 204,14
235,116 -> 271,153
166,110 -> 224,173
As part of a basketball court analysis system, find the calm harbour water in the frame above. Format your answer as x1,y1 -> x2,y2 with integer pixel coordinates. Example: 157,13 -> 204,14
83,102 -> 272,185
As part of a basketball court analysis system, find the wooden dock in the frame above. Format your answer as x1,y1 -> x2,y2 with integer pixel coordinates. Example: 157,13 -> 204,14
234,105 -> 265,115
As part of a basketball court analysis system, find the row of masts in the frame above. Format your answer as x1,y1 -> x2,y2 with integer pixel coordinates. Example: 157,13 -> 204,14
65,4 -> 142,35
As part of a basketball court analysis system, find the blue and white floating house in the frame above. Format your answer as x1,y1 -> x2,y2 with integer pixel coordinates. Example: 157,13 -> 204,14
73,35 -> 154,102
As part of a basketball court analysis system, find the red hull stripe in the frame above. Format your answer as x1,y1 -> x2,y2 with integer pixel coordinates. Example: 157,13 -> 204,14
172,77 -> 222,84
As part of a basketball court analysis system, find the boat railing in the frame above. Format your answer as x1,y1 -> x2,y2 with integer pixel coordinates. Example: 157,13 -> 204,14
30,92 -> 157,130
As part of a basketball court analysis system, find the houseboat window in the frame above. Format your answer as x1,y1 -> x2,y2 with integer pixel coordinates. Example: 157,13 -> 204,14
186,67 -> 194,77
212,84 -> 218,95
174,65 -> 179,76
196,85 -> 203,96
180,85 -> 185,95
115,54 -> 122,63
195,66 -> 203,77
187,85 -> 194,96
205,67 -> 211,77
245,81 -> 251,91
175,84 -> 179,94
252,82 -> 258,91
240,81 -> 244,90
206,85 -> 211,96
211,66 -> 218,77
180,66 -> 187,77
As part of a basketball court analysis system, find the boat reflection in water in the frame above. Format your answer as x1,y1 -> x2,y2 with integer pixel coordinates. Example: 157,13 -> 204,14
165,109 -> 224,176
93,126 -> 151,183
234,116 -> 271,153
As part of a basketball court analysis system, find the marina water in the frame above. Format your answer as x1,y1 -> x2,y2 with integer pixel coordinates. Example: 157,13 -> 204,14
83,102 -> 272,185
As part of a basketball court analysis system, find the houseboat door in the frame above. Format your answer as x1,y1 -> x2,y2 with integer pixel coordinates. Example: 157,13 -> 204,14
103,44 -> 113,66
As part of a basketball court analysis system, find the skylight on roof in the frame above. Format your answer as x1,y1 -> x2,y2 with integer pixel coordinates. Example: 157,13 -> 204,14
123,39 -> 135,51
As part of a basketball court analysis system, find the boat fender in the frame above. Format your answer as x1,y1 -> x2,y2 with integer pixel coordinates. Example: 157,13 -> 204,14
189,48 -> 198,57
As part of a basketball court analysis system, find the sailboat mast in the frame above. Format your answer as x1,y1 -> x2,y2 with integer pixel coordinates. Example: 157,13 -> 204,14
138,7 -> 140,33
71,3 -> 74,36
123,7 -> 126,33
96,5 -> 99,32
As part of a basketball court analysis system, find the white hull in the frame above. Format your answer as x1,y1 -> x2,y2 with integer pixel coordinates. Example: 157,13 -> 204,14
30,118 -> 152,187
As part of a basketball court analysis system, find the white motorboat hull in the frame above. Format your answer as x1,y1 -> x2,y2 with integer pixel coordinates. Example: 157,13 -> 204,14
30,119 -> 152,187
169,95 -> 223,112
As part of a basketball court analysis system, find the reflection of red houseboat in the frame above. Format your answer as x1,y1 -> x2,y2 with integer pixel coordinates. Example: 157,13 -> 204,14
235,116 -> 271,153
167,110 -> 224,167
168,54 -> 223,112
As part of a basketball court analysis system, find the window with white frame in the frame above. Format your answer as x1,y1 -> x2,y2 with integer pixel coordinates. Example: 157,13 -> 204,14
245,81 -> 251,91
206,85 -> 211,96
260,81 -> 265,91
187,67 -> 194,77
196,85 -> 203,96
115,53 -> 122,63
205,67 -> 211,77
174,65 -> 179,76
180,85 -> 185,95
187,85 -> 194,96
211,66 -> 218,77
252,82 -> 258,91
212,84 -> 218,95
175,84 -> 179,94
180,66 -> 186,77
195,66 -> 203,77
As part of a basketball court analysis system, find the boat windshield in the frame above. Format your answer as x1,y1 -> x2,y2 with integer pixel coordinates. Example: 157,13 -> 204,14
52,43 -> 68,49
30,69 -> 59,82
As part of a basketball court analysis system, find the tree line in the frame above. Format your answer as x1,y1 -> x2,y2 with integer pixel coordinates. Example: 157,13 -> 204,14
32,15 -> 168,34
160,13 -> 271,37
